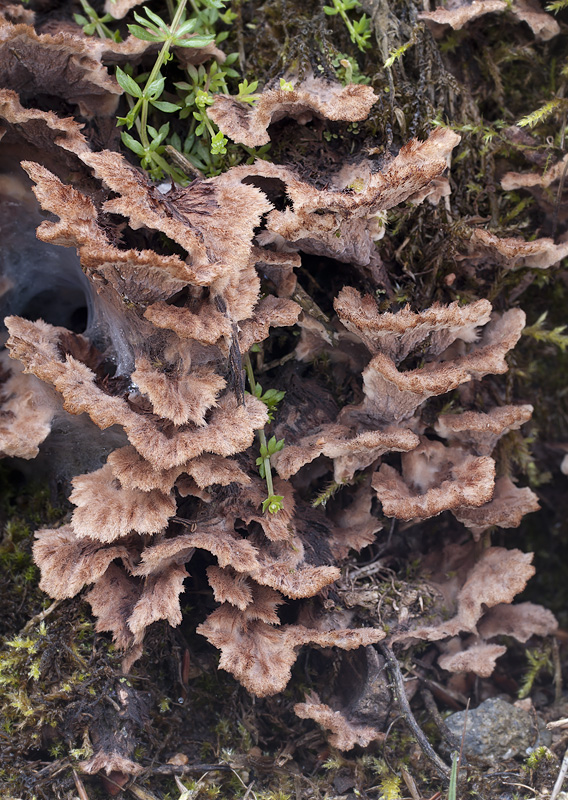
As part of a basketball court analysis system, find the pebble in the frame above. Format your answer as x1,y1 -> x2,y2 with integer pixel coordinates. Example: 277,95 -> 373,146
444,697 -> 551,765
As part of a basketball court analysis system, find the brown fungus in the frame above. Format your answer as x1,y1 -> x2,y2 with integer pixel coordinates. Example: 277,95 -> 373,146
208,75 -> 379,147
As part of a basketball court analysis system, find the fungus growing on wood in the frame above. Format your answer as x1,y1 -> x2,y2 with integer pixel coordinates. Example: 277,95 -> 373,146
231,127 -> 461,265
419,0 -> 559,41
437,643 -> 508,678
294,692 -> 384,750
477,602 -> 558,643
372,440 -> 496,521
197,603 -> 385,696
208,76 -> 379,146
272,424 -> 419,482
0,65 -> 550,768
394,546 -> 537,644
343,307 -> 525,426
0,352 -> 58,459
0,8 -> 223,120
466,229 -> 568,270
435,405 -> 533,455
69,464 -> 177,542
104,0 -> 144,18
334,287 -> 492,360
453,476 -> 540,538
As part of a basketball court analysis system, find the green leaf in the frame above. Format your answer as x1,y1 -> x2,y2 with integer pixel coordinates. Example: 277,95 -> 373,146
169,132 -> 182,151
448,753 -> 459,800
127,24 -> 163,41
150,100 -> 182,112
176,18 -> 199,36
115,66 -> 142,97
138,6 -> 169,32
323,5 -> 339,13
117,97 -> 141,128
176,34 -> 216,48
121,131 -> 146,156
210,132 -> 227,154
146,74 -> 165,99
153,122 -> 170,146
262,495 -> 284,514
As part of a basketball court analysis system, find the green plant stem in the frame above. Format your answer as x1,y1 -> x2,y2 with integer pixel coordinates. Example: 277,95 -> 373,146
329,0 -> 367,51
243,354 -> 275,499
139,0 -> 188,149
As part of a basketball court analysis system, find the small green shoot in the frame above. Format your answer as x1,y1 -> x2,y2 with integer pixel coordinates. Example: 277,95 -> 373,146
523,312 -> 568,351
244,354 -> 286,514
116,1 -> 216,179
74,0 -> 120,40
518,647 -> 552,699
323,0 -> 371,52
546,0 -> 568,12
312,480 -> 345,508
518,98 -> 568,128
383,25 -> 424,69
331,54 -> 371,85
250,383 -> 286,422
378,773 -> 402,799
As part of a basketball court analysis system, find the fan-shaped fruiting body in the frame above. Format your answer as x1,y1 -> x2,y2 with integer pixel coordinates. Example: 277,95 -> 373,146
0,64 -> 552,760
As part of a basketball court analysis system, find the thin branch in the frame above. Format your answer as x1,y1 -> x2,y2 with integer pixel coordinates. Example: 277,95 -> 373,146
21,599 -> 61,633
73,770 -> 91,800
551,746 -> 568,800
553,637 -> 563,705
129,785 -> 162,800
401,767 -> 421,800
378,643 -> 451,781
420,686 -> 465,760
147,763 -> 234,776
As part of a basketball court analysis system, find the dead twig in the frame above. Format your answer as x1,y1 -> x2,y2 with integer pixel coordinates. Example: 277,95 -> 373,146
382,714 -> 404,774
548,718 -> 568,730
148,763 -> 234,776
129,785 -> 162,800
243,780 -> 256,800
400,767 -> 421,800
551,746 -> 568,800
378,643 -> 451,781
21,599 -> 61,633
292,282 -> 330,325
73,770 -> 91,800
164,145 -> 204,180
553,637 -> 563,705
420,686 -> 465,759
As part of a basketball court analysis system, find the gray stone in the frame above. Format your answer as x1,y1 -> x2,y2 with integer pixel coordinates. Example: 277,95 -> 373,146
445,697 -> 541,765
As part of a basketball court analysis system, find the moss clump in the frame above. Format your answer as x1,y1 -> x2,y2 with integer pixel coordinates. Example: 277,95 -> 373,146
0,600 -> 126,799
0,468 -> 67,638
